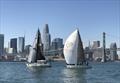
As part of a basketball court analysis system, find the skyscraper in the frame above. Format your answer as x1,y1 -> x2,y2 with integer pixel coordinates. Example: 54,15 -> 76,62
42,24 -> 51,55
17,37 -> 25,53
52,38 -> 63,49
92,41 -> 100,49
51,38 -> 63,56
0,34 -> 4,55
10,38 -> 17,53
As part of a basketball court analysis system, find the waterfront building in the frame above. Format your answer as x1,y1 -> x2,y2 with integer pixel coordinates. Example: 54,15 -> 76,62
4,55 -> 15,61
17,37 -> 25,53
10,38 -> 17,53
90,40 -> 107,61
8,48 -> 14,54
90,41 -> 102,61
92,41 -> 100,49
110,43 -> 118,61
84,47 -> 93,61
42,24 -> 51,55
51,38 -> 63,56
0,34 -> 4,55
51,38 -> 63,49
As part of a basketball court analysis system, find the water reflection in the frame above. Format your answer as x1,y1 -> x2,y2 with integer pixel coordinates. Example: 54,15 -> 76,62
26,66 -> 50,83
27,66 -> 45,73
1,62 -> 120,83
26,62 -> 87,83
62,68 -> 87,83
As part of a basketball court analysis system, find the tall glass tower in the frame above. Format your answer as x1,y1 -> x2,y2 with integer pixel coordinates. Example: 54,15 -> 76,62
42,24 -> 51,55
10,38 -> 17,53
0,34 -> 4,55
17,37 -> 25,53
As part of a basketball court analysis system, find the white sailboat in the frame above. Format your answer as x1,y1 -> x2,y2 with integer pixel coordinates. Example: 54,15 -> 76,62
64,29 -> 91,68
26,29 -> 51,67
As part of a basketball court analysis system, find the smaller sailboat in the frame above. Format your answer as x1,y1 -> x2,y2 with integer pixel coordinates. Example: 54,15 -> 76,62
64,29 -> 91,68
26,29 -> 51,67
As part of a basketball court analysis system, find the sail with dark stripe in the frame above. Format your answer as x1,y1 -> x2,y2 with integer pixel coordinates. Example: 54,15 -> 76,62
28,29 -> 45,63
77,30 -> 86,63
35,29 -> 45,62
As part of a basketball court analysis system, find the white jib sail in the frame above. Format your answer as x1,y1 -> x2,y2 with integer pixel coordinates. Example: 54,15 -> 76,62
27,47 -> 36,63
27,35 -> 37,63
64,29 -> 79,65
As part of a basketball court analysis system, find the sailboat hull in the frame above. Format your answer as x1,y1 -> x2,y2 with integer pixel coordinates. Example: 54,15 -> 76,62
26,63 -> 51,67
26,60 -> 51,67
26,62 -> 51,67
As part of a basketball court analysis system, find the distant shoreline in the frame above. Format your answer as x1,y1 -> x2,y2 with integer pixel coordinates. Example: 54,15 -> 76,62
0,61 -> 26,62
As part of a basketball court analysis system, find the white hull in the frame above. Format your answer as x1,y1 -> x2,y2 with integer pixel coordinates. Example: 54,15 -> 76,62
26,62 -> 51,67
66,65 -> 92,69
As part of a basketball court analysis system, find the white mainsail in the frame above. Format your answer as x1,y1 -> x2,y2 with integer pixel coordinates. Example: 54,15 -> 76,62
64,29 -> 86,65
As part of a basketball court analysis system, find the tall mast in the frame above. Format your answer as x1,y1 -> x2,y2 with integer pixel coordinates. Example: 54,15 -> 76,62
102,32 -> 106,62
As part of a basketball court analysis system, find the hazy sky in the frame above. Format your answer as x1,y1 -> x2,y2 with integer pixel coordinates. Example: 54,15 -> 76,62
0,0 -> 120,48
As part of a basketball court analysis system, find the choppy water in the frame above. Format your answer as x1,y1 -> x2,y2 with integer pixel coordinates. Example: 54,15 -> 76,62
0,61 -> 120,83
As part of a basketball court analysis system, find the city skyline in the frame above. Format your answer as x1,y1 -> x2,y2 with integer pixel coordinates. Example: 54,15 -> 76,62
0,0 -> 120,48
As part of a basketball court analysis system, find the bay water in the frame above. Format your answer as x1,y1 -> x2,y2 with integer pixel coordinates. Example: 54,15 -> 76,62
0,61 -> 120,83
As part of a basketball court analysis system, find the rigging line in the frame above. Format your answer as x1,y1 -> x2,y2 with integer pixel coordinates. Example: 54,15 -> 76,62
82,33 -> 103,47
106,33 -> 120,39
85,32 -> 102,42
106,33 -> 120,48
